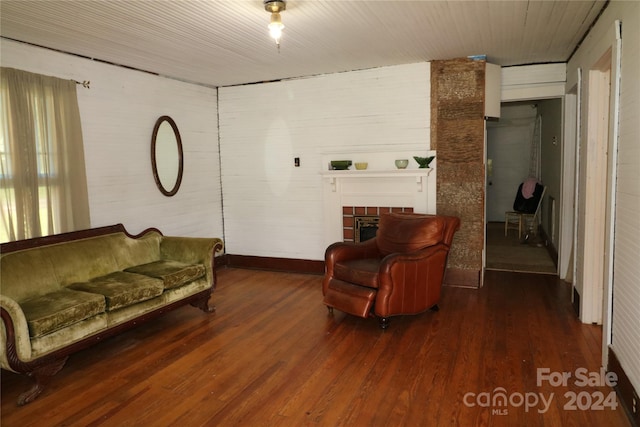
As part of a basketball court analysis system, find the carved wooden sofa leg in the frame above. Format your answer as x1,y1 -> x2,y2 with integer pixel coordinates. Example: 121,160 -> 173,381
190,294 -> 215,313
18,356 -> 68,406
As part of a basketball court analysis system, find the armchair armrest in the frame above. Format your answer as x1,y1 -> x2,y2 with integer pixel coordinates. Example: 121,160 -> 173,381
323,239 -> 380,295
379,243 -> 448,270
375,243 -> 450,317
324,238 -> 380,267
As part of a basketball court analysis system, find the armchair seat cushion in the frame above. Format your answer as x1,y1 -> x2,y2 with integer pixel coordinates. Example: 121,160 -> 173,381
125,260 -> 205,290
334,258 -> 381,288
69,272 -> 164,311
21,289 -> 106,338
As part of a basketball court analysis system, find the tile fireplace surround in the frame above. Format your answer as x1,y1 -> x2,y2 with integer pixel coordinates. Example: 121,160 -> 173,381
321,163 -> 436,248
343,206 -> 414,242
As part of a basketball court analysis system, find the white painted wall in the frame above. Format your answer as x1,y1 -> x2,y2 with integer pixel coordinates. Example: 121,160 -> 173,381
538,98 -> 563,247
0,39 -> 223,239
486,103 -> 537,222
501,63 -> 566,102
567,0 -> 640,393
559,93 -> 577,281
218,63 -> 430,260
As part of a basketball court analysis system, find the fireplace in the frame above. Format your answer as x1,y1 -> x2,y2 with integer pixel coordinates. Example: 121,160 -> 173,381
320,159 -> 436,247
355,216 -> 379,242
342,206 -> 413,242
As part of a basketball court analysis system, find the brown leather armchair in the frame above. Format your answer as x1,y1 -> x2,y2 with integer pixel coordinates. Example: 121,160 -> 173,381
322,212 -> 460,329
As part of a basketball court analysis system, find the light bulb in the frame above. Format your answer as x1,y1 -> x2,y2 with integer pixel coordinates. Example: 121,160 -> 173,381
268,12 -> 284,43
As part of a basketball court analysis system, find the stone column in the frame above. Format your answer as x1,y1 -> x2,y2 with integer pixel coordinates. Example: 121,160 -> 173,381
431,58 -> 486,288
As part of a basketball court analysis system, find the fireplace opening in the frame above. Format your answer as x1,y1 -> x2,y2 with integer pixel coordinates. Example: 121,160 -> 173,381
355,216 -> 379,242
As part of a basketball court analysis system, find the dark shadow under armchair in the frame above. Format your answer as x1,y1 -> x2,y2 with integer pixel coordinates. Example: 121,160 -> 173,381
322,212 -> 460,329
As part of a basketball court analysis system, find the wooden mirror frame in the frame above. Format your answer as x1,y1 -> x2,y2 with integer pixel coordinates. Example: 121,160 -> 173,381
151,115 -> 183,197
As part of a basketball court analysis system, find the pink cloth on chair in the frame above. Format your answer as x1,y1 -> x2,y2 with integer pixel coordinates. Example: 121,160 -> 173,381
521,177 -> 538,199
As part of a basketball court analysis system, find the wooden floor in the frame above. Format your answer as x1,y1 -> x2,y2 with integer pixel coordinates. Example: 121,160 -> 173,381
1,268 -> 631,427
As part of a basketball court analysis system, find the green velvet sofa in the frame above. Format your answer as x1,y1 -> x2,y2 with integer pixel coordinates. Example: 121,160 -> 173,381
0,224 -> 223,405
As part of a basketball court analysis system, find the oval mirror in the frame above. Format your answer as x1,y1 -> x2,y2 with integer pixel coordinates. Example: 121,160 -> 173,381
151,115 -> 183,196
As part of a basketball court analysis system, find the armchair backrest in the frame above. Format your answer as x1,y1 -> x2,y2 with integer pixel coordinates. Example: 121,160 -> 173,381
440,215 -> 461,247
376,213 -> 450,256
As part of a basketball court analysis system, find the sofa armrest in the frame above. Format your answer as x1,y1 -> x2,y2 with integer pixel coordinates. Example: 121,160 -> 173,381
375,244 -> 450,317
1,295 -> 33,370
159,237 -> 224,286
380,243 -> 448,268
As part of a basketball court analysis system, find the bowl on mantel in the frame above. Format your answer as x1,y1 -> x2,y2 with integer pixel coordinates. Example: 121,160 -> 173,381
330,160 -> 352,170
395,159 -> 409,169
354,162 -> 368,170
413,156 -> 435,168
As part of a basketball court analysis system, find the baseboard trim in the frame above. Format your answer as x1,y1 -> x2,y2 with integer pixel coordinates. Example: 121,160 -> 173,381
444,268 -> 480,288
219,255 -> 472,286
572,286 -> 580,317
539,226 -> 558,267
608,347 -> 640,426
220,254 -> 325,275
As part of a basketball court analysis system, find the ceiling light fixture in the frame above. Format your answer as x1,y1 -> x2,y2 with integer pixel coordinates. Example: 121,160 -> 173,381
264,0 -> 286,50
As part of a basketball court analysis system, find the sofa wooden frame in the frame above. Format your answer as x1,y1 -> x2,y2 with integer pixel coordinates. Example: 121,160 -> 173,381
0,224 -> 223,405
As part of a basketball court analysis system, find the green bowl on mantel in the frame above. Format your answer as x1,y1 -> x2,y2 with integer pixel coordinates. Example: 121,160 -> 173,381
413,156 -> 435,168
330,160 -> 352,170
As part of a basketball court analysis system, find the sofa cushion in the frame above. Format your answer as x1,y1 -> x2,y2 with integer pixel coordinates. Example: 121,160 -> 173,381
124,260 -> 206,289
21,289 -> 106,338
69,272 -> 164,311
334,258 -> 381,289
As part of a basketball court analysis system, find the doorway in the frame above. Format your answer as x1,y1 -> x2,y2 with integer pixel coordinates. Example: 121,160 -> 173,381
576,49 -> 613,325
485,101 -> 558,274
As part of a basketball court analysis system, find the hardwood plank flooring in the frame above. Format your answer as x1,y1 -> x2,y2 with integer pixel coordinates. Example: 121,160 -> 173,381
1,268 -> 631,426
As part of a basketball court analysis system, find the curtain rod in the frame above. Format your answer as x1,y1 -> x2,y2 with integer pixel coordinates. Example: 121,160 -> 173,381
73,80 -> 90,89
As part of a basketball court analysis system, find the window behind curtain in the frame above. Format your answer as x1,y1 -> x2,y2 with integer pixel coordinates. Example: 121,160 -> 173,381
0,67 -> 90,242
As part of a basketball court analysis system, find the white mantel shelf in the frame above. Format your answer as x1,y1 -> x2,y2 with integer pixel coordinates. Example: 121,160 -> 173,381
321,168 -> 434,193
320,169 -> 433,178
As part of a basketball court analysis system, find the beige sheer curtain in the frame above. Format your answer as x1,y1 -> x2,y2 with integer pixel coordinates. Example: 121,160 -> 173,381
0,67 -> 90,242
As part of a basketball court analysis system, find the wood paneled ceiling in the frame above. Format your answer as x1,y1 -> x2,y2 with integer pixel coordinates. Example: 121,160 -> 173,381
1,1 -> 606,87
